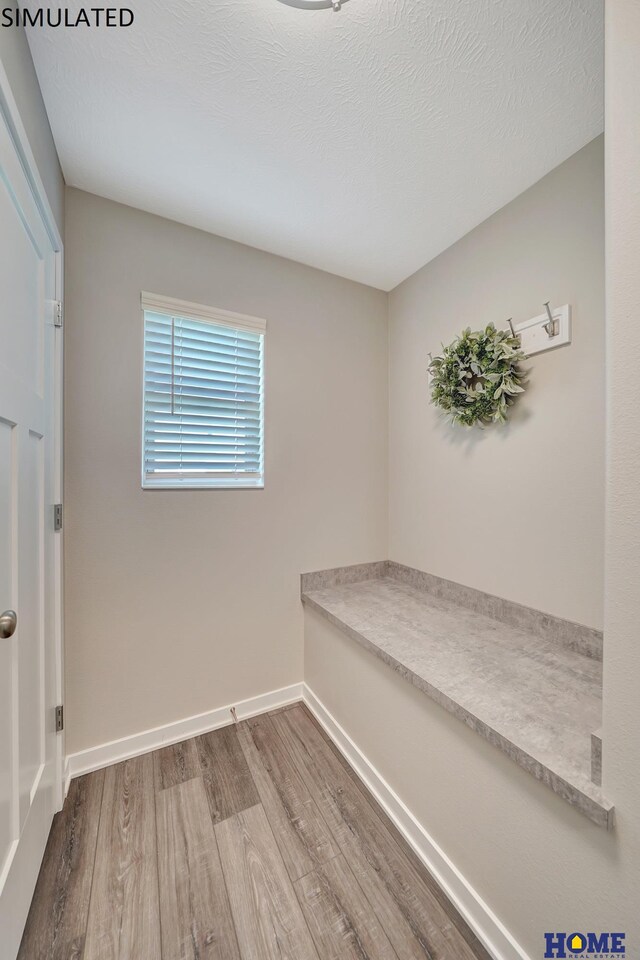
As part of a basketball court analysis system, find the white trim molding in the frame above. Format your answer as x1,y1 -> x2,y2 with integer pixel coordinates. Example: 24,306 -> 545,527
302,684 -> 532,960
140,291 -> 267,334
0,61 -> 63,252
66,683 -> 303,780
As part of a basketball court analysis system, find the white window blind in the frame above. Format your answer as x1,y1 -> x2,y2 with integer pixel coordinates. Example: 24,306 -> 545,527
141,293 -> 265,489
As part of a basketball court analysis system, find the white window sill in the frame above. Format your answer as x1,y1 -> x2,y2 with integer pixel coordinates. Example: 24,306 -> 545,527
142,479 -> 264,490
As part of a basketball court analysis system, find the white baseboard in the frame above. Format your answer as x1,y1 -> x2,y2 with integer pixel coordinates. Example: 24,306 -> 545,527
302,684 -> 531,960
66,682 -> 304,780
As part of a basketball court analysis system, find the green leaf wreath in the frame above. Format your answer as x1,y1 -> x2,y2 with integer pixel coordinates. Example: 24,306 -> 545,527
428,323 -> 526,427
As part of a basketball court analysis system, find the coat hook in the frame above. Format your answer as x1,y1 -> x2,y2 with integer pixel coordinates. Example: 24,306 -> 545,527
542,302 -> 557,339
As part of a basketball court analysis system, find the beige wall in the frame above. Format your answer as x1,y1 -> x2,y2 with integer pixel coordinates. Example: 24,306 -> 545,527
64,188 -> 388,754
0,5 -> 64,232
602,0 -> 640,951
388,137 -> 605,629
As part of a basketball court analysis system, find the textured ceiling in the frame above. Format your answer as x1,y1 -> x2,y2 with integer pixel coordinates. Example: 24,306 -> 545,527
26,0 -> 603,290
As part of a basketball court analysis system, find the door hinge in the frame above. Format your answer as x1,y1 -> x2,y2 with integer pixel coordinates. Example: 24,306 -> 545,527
54,503 -> 63,531
54,301 -> 63,328
55,705 -> 64,733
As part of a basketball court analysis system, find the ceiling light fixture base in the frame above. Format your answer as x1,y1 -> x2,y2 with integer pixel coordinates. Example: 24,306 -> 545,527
276,0 -> 348,10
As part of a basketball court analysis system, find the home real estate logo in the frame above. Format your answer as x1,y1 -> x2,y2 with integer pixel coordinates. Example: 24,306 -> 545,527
544,932 -> 626,959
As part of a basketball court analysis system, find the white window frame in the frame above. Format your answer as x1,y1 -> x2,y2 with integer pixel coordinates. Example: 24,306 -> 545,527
141,292 -> 266,490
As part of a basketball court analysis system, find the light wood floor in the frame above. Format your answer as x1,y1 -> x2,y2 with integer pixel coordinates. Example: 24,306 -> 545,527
18,702 -> 491,960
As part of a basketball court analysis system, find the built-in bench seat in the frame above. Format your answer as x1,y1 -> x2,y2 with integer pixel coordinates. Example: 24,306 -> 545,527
301,561 -> 613,829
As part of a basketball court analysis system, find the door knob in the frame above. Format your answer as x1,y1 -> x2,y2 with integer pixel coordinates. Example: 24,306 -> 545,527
0,610 -> 17,639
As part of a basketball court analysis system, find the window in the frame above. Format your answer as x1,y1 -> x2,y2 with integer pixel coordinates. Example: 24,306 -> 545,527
141,293 -> 265,489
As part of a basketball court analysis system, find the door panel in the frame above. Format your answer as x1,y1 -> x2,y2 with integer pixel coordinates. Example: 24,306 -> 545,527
0,90 -> 61,959
0,187 -> 45,398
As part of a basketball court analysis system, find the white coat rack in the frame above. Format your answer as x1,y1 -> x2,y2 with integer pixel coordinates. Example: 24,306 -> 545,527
507,303 -> 571,357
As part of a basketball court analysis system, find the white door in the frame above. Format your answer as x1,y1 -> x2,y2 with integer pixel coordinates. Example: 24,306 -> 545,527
0,85 -> 63,958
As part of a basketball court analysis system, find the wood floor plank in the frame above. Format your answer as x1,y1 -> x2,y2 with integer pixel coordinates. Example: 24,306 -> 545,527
267,703 -> 301,718
154,738 -> 201,792
156,777 -> 241,960
215,804 -> 320,960
343,773 -> 492,960
237,716 -> 339,881
17,770 -> 105,960
196,725 -> 259,824
294,853 -> 398,960
84,754 -> 161,960
272,705 -> 484,960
